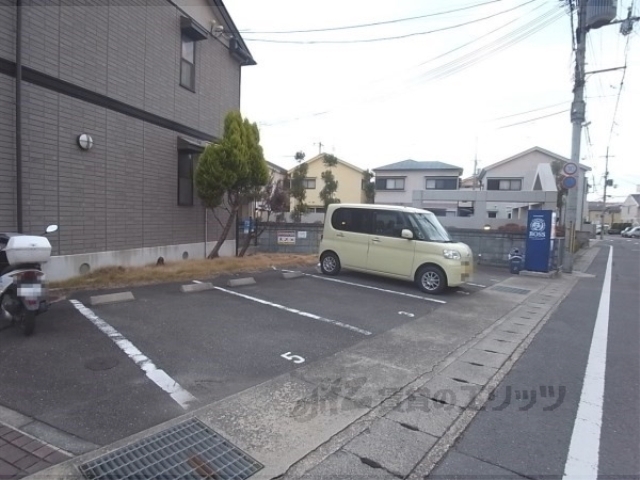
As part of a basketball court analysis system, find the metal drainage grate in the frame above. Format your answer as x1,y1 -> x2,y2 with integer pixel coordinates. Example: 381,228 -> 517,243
79,418 -> 263,480
491,286 -> 531,295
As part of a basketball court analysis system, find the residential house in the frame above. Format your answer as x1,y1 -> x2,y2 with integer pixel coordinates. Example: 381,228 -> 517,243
621,193 -> 640,225
587,202 -> 622,225
477,147 -> 591,226
374,147 -> 589,230
252,161 -> 289,221
373,160 -> 464,216
0,0 -> 254,280
460,175 -> 481,190
288,153 -> 366,221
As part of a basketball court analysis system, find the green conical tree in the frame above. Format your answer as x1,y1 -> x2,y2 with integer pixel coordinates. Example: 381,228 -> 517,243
195,111 -> 269,258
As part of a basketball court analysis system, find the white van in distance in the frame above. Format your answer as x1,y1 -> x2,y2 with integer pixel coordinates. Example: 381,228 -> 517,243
319,204 -> 473,294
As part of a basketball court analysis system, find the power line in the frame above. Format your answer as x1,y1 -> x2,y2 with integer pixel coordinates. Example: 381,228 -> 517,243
486,93 -> 617,122
242,0 -> 539,44
496,108 -> 570,129
239,0 -> 506,34
259,6 -> 564,127
260,8 -> 558,127
261,8 -> 557,127
606,35 -> 631,150
489,100 -> 571,121
411,7 -> 565,83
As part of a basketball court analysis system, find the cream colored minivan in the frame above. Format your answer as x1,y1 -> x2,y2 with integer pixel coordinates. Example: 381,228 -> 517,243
319,204 -> 473,294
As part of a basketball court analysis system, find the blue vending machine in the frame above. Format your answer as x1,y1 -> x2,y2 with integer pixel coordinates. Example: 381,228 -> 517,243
524,210 -> 554,273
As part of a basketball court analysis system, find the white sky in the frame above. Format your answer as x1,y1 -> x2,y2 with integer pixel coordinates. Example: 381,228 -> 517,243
225,0 -> 640,202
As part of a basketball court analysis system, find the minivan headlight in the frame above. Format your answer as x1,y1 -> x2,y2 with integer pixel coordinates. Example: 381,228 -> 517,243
443,249 -> 461,260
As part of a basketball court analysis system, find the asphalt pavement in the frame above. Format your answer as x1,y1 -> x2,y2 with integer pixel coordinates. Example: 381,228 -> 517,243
8,244 -> 629,480
430,236 -> 639,479
0,264 -> 506,451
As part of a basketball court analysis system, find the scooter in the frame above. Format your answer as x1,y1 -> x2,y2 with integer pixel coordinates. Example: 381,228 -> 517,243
0,225 -> 58,336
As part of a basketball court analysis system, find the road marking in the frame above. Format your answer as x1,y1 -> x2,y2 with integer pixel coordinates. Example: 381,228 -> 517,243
281,352 -> 305,364
213,286 -> 372,336
192,280 -> 203,284
398,311 -> 415,317
70,300 -> 197,410
284,271 -> 446,304
465,282 -> 487,288
456,290 -> 470,295
563,246 -> 613,479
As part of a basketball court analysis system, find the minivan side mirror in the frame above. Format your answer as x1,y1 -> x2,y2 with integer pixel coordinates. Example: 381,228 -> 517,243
401,228 -> 414,240
45,225 -> 59,234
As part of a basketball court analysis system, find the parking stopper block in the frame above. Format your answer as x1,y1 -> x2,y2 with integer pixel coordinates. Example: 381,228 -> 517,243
90,291 -> 135,306
227,277 -> 256,287
180,282 -> 214,293
282,271 -> 304,280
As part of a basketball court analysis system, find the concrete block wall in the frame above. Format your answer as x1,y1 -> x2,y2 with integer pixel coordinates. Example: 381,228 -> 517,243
449,230 -> 526,267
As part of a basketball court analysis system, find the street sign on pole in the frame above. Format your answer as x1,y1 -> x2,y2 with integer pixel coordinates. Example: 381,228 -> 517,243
563,162 -> 579,176
562,176 -> 578,189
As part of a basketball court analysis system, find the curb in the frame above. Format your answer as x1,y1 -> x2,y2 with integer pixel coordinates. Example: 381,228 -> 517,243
180,282 -> 214,293
282,271 -> 304,280
227,277 -> 256,287
89,291 -> 135,306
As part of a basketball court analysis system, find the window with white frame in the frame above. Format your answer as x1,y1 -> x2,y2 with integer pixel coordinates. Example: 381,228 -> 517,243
375,177 -> 405,190
425,177 -> 458,190
486,178 -> 522,191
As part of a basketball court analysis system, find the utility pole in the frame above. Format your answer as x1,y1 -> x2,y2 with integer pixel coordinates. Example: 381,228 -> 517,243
315,141 -> 324,155
562,0 -> 587,273
599,149 -> 613,240
473,136 -> 479,190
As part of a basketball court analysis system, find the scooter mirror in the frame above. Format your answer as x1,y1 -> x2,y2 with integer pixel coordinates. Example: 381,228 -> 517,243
45,225 -> 59,234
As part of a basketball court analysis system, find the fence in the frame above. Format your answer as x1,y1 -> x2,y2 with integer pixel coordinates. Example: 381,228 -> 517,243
238,220 -> 565,270
238,220 -> 323,255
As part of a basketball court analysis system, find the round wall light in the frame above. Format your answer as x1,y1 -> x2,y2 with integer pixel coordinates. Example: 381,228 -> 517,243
77,133 -> 94,151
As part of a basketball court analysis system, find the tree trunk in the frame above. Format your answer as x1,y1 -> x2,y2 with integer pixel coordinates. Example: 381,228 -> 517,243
238,219 -> 267,257
208,207 -> 237,259
238,229 -> 253,257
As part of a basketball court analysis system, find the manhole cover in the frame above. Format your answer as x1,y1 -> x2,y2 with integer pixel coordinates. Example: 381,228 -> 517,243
79,418 -> 263,480
491,286 -> 531,295
84,357 -> 119,372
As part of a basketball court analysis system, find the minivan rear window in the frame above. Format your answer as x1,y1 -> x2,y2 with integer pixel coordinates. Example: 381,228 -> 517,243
331,208 -> 372,234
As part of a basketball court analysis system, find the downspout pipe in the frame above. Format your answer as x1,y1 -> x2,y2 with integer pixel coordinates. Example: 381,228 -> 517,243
15,0 -> 23,233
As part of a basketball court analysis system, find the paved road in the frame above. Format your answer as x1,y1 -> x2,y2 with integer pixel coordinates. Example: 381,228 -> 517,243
431,237 -> 640,479
0,264 -> 508,448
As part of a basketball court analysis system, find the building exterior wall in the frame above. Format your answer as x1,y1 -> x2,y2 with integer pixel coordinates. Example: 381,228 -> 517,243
0,0 -> 246,279
483,150 -> 553,190
373,168 -> 461,213
293,157 -> 365,209
621,197 -> 640,224
482,150 -> 589,225
0,75 -> 15,230
587,208 -> 622,225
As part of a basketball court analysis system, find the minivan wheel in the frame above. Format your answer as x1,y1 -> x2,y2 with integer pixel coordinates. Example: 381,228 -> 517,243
320,252 -> 341,276
416,265 -> 446,294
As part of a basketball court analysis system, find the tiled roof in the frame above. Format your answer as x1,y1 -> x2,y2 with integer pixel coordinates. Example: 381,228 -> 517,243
374,160 -> 462,171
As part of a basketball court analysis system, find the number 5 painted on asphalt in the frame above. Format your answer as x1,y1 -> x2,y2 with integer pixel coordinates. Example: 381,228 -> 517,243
281,352 -> 305,364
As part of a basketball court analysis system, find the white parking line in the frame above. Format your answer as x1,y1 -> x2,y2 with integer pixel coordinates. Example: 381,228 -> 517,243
465,282 -> 487,288
70,300 -> 197,410
213,286 -> 372,336
286,271 -> 447,304
563,246 -> 613,479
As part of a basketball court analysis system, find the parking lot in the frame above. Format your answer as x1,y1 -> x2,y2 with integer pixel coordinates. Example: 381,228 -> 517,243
0,264 -> 511,448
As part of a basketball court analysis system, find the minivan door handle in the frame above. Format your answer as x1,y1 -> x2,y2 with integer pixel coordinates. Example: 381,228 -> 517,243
371,237 -> 381,243
336,232 -> 345,237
